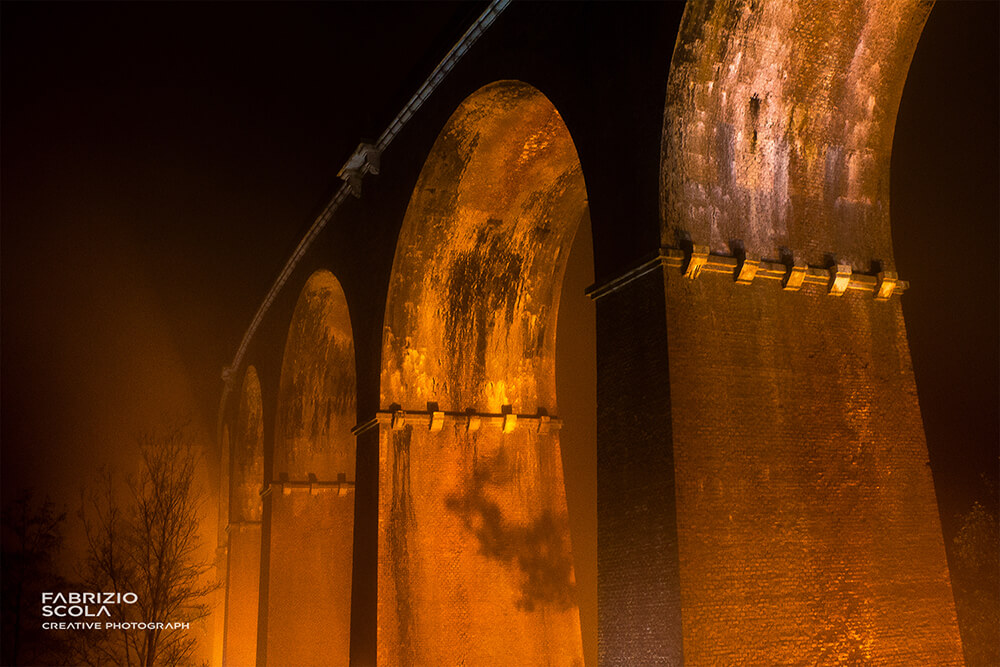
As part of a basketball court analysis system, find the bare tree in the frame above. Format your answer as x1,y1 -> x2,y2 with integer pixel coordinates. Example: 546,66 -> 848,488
76,424 -> 218,667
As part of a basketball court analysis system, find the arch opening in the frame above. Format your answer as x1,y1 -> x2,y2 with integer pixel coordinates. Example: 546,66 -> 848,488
378,80 -> 590,667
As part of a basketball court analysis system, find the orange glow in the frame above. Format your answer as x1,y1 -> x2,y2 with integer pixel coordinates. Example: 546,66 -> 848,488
378,81 -> 587,666
224,367 -> 264,667
656,1 -> 964,662
212,427 -> 231,667
265,271 -> 357,666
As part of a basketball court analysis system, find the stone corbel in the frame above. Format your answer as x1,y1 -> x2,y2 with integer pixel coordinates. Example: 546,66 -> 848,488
828,264 -> 852,296
783,262 -> 808,291
875,271 -> 898,301
735,257 -> 759,285
683,245 -> 710,279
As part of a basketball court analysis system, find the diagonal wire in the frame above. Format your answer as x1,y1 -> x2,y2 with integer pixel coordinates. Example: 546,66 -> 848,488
219,0 -> 512,414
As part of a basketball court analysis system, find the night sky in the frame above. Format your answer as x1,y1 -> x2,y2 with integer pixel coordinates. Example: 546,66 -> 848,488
2,0 -> 997,660
3,1 -> 487,503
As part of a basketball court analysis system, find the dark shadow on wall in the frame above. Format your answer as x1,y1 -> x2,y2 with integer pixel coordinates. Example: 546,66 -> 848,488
445,446 -> 576,613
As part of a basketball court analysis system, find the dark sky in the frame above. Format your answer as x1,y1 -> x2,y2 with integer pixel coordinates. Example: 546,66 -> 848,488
2,1 -> 487,500
1,0 -> 997,655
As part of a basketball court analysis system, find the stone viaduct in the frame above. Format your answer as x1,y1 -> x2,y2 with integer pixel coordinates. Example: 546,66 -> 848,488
214,1 -> 964,665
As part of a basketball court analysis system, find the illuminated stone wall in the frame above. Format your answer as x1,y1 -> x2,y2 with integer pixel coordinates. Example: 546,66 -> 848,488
377,81 -> 587,666
377,422 -> 581,666
263,272 -> 356,666
651,0 -> 964,663
662,0 -> 933,271
265,492 -> 353,665
211,3 -> 972,664
664,273 -> 962,663
225,368 -> 264,667
225,525 -> 262,667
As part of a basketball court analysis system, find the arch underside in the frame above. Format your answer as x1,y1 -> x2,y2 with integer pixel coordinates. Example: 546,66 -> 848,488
378,81 -> 587,667
276,270 -> 356,481
382,81 -> 587,415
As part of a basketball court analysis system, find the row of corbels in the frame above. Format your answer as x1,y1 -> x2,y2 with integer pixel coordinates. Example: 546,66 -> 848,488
680,245 -> 902,300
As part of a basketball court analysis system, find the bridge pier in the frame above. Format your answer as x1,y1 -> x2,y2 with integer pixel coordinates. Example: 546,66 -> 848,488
260,487 -> 353,666
224,522 -> 262,667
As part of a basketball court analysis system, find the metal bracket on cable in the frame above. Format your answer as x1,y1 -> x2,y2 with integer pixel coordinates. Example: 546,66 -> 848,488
338,143 -> 381,197
219,0 -> 512,398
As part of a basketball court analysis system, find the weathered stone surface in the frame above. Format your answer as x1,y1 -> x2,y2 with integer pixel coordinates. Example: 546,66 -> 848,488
662,0 -> 933,270
275,271 -> 357,482
656,3 -> 963,661
663,270 -> 962,663
382,81 -> 587,415
263,271 -> 357,666
378,81 -> 587,666
232,368 -> 264,524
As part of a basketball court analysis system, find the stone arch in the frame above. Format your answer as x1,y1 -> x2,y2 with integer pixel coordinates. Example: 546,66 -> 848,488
643,1 -> 963,664
262,270 -> 357,666
661,0 -> 933,269
377,80 -> 588,666
275,270 -> 356,479
232,367 -> 264,523
224,366 -> 264,667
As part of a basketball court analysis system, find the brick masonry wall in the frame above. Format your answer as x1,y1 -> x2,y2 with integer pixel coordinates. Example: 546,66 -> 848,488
377,423 -> 583,667
597,267 -> 684,666
224,524 -> 262,667
264,493 -> 353,667
663,270 -> 963,664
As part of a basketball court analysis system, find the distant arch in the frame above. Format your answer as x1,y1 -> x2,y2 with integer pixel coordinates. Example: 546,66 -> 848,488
276,270 -> 357,480
224,366 -> 264,667
232,367 -> 263,522
378,80 -> 588,666
263,270 -> 357,666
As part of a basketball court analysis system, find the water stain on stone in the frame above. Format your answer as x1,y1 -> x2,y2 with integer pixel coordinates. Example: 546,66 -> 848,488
444,231 -> 524,382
